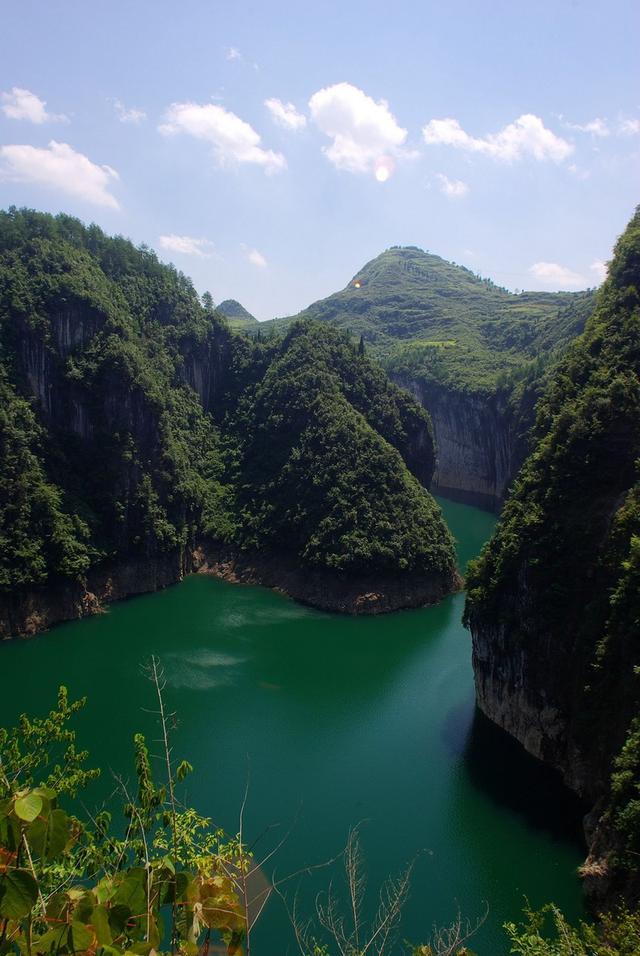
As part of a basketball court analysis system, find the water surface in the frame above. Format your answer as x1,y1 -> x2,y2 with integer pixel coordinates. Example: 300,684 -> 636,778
0,499 -> 585,954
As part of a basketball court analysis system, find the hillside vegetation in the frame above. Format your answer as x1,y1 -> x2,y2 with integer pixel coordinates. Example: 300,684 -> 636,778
465,207 -> 640,906
0,208 -> 456,617
272,246 -> 596,394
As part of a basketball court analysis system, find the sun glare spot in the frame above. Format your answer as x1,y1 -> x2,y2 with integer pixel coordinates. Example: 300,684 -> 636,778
374,156 -> 394,182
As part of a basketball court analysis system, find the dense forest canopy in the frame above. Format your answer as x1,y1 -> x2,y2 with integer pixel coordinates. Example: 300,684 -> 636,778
0,207 -> 456,598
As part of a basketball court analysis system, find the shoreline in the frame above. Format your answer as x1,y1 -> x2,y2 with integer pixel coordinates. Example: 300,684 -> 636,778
0,543 -> 462,640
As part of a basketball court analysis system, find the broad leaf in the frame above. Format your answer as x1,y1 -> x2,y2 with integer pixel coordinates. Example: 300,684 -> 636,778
0,869 -> 39,919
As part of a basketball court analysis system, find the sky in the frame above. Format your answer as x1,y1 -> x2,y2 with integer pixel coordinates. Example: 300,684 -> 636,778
1,0 -> 638,320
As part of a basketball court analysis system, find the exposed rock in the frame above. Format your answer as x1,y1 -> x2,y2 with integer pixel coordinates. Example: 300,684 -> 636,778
0,552 -> 188,640
390,375 -> 533,511
193,544 -> 461,615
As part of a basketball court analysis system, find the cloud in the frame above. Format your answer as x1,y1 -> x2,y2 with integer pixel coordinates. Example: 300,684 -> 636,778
590,260 -> 608,284
619,118 -> 640,135
226,47 -> 242,61
423,113 -> 573,162
159,101 -> 286,174
436,173 -> 469,198
568,163 -> 590,180
1,87 -> 67,124
247,248 -> 267,268
0,141 -> 119,208
113,99 -> 146,124
529,261 -> 586,288
158,234 -> 215,258
308,82 -> 408,176
264,97 -> 306,130
566,117 -> 609,136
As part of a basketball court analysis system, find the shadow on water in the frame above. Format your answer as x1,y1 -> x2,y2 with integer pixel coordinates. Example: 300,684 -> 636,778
461,707 -> 587,850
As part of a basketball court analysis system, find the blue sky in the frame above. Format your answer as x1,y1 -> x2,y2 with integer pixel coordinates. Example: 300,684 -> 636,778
1,0 -> 638,318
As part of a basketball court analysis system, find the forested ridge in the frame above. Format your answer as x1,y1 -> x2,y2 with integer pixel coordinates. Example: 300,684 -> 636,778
465,207 -> 640,908
0,208 -> 456,623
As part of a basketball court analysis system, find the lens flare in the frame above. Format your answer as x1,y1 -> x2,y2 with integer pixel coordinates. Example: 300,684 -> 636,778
374,156 -> 395,182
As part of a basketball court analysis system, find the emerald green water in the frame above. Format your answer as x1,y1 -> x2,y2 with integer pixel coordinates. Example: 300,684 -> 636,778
0,499 -> 585,954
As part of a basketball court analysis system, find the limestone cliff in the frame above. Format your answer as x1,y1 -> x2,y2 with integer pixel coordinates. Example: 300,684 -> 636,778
390,375 -> 536,511
465,207 -> 640,907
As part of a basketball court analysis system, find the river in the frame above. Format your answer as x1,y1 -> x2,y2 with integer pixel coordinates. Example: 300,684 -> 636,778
0,498 -> 585,954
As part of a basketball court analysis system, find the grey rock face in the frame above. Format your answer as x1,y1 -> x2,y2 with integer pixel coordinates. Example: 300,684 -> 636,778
390,375 -> 532,511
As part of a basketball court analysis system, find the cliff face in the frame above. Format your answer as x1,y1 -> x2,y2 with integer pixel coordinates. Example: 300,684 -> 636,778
390,375 -> 534,511
465,208 -> 640,907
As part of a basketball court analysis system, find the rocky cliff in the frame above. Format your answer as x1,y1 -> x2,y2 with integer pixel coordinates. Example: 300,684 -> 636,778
390,375 -> 536,511
465,207 -> 640,907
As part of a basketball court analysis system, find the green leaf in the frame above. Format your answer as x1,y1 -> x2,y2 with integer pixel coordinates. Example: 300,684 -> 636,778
29,809 -> 70,861
0,869 -> 39,919
91,904 -> 113,946
14,793 -> 43,823
113,870 -> 146,916
32,924 -> 68,954
32,787 -> 57,804
70,921 -> 93,952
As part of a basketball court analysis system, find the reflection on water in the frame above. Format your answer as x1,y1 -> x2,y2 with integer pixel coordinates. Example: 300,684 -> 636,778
463,708 -> 587,850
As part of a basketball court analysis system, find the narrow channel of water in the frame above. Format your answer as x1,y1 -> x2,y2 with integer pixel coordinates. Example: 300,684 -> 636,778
0,499 -> 585,954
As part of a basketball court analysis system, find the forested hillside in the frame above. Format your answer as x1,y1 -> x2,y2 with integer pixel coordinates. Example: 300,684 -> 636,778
465,207 -> 640,907
275,246 -> 595,394
265,247 -> 596,509
0,208 -> 457,635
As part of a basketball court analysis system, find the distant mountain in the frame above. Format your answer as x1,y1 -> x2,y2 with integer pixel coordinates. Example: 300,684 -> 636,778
275,246 -> 596,394
217,299 -> 260,330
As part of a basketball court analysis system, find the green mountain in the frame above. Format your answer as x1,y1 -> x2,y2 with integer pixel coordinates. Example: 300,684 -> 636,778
0,208 -> 457,635
270,247 -> 596,510
277,246 -> 596,394
216,298 -> 260,331
465,207 -> 640,907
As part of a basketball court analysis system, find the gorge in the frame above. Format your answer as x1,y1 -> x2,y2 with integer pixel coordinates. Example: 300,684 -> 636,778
1,204 -> 639,949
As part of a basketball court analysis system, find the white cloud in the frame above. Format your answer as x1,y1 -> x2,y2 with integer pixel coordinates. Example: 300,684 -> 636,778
1,87 -> 67,124
264,97 -> 306,130
0,141 -> 119,208
566,117 -> 609,136
436,173 -> 469,198
159,235 -> 214,258
590,260 -> 608,284
619,118 -> 640,135
529,261 -> 586,288
247,248 -> 267,268
423,113 -> 573,162
568,163 -> 590,180
114,99 -> 146,124
308,82 -> 408,176
159,101 -> 286,174
226,47 -> 242,61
